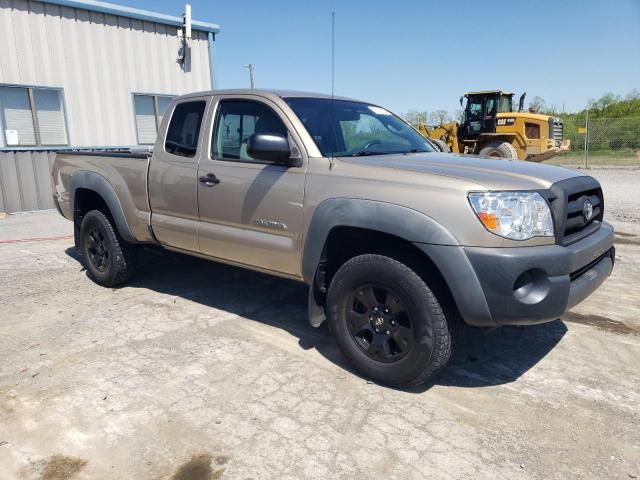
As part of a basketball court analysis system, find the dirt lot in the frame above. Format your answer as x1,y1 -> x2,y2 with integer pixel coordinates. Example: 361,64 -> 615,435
587,167 -> 640,226
1,168 -> 639,479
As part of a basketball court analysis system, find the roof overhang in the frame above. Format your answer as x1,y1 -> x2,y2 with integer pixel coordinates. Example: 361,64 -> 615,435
465,90 -> 514,96
38,0 -> 220,33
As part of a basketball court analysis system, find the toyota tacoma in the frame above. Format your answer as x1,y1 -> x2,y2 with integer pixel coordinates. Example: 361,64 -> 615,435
52,89 -> 615,387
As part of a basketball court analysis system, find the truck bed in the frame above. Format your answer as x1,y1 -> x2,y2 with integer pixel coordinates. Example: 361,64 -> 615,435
52,150 -> 154,243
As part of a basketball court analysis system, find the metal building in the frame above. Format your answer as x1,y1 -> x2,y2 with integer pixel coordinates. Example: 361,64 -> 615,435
0,0 -> 219,213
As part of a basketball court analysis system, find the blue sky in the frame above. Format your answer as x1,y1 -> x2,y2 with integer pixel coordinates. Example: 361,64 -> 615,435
119,0 -> 639,115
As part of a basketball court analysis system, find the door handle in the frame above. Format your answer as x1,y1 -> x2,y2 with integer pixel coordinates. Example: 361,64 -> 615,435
199,173 -> 220,186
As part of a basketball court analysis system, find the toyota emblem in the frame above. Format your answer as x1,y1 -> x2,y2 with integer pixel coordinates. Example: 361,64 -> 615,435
583,199 -> 594,221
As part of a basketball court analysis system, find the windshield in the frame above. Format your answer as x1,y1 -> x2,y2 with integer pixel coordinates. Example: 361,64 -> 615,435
284,97 -> 435,157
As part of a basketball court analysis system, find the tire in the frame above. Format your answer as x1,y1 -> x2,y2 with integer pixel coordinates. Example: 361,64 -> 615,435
478,140 -> 518,159
432,138 -> 450,153
326,254 -> 452,387
79,210 -> 136,287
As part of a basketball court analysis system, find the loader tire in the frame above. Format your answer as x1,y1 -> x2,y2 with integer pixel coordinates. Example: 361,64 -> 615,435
432,139 -> 450,153
478,141 -> 518,159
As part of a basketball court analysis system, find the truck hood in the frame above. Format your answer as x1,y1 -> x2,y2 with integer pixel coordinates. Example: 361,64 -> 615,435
341,152 -> 582,190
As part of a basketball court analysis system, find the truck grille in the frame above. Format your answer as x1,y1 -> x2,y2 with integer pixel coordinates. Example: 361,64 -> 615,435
545,177 -> 604,245
549,117 -> 564,146
563,189 -> 602,242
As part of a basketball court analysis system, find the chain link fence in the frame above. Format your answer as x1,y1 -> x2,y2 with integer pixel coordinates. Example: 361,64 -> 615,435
556,116 -> 639,167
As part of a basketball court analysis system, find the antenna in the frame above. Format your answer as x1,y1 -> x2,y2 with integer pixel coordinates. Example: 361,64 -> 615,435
329,12 -> 335,169
243,64 -> 255,89
184,3 -> 192,39
331,12 -> 335,99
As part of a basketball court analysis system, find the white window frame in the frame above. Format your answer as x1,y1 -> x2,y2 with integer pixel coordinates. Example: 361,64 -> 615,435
132,93 -> 175,145
0,84 -> 70,148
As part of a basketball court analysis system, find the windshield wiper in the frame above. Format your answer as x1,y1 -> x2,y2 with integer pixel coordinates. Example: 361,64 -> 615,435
351,148 -> 430,157
361,149 -> 429,156
351,150 -> 386,157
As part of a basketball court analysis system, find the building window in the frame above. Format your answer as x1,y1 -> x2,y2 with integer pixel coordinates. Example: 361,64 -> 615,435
0,85 -> 69,147
133,94 -> 174,145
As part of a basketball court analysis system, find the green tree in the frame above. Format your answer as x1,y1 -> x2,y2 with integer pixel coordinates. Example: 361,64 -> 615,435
554,90 -> 640,152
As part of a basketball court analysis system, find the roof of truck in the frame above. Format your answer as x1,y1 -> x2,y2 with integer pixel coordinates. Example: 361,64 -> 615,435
178,89 -> 361,102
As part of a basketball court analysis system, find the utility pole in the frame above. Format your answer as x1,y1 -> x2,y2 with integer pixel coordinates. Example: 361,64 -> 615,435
243,64 -> 255,89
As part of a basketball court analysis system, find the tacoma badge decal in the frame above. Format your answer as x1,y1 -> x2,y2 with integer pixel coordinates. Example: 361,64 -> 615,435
254,219 -> 288,231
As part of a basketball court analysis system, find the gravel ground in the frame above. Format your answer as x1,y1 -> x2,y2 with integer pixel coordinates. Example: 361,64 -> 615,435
1,203 -> 639,479
571,166 -> 640,225
560,166 -> 640,326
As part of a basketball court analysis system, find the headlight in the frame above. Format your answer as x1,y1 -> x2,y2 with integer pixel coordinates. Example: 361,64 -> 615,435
468,191 -> 554,240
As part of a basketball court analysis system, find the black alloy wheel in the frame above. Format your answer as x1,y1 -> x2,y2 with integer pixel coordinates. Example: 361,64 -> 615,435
79,210 -> 136,287
85,226 -> 110,272
326,254 -> 452,387
347,283 -> 414,362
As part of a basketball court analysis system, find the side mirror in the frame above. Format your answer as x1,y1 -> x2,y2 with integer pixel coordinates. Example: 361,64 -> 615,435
459,96 -> 464,107
246,133 -> 295,165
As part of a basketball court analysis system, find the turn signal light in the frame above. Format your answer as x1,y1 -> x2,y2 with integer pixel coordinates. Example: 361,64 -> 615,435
478,212 -> 498,230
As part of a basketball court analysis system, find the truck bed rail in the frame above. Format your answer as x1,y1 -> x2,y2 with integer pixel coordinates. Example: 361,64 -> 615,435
58,150 -> 152,159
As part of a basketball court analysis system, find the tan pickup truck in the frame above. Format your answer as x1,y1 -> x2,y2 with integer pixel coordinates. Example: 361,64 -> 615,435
52,89 -> 614,387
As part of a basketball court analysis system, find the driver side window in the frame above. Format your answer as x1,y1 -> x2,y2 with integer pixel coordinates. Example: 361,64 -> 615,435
212,100 -> 288,163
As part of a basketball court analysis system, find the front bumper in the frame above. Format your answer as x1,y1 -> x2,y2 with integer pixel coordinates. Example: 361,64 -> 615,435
416,222 -> 615,326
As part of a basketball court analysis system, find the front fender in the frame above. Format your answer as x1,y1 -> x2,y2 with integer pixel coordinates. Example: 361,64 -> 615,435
302,198 -> 460,285
70,170 -> 137,244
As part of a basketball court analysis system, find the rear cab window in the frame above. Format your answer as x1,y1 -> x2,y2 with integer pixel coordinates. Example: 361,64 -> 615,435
164,101 -> 206,157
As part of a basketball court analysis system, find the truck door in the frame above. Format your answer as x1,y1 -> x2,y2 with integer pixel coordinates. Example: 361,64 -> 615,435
196,95 -> 306,277
148,97 -> 209,251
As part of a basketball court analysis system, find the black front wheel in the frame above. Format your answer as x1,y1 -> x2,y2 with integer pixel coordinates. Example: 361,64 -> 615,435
326,254 -> 452,387
80,210 -> 136,287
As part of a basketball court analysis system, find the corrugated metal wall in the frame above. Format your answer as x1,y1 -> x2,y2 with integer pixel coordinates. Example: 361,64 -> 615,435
0,0 -> 213,212
0,151 -> 55,212
0,0 -> 212,147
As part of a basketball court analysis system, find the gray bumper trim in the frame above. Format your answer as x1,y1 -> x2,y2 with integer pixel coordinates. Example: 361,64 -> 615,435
566,253 -> 613,310
415,222 -> 615,327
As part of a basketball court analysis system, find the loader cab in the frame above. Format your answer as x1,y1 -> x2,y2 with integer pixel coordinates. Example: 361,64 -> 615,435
461,91 -> 514,141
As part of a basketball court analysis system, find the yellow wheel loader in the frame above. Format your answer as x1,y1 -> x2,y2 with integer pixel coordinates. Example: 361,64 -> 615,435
419,91 -> 570,161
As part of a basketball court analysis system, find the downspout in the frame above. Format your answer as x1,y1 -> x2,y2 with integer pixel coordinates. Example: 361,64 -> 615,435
207,32 -> 217,90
